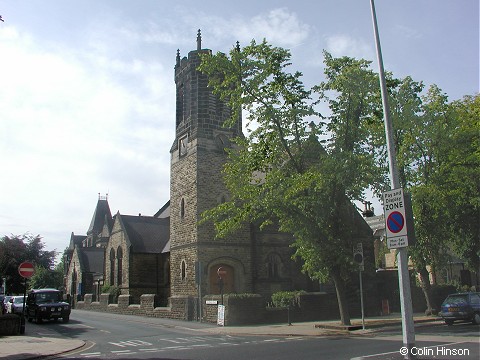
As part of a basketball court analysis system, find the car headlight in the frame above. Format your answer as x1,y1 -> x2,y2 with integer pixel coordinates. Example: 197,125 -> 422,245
40,306 -> 46,311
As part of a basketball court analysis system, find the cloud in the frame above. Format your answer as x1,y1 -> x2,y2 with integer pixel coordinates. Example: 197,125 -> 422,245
324,34 -> 374,60
176,7 -> 310,50
0,22 -> 174,249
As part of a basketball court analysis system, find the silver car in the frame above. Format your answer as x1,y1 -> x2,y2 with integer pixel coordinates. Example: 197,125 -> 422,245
7,296 -> 25,315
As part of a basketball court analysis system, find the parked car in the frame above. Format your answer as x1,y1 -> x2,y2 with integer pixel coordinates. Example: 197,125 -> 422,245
439,292 -> 480,325
6,296 -> 25,315
26,288 -> 70,323
2,296 -> 13,314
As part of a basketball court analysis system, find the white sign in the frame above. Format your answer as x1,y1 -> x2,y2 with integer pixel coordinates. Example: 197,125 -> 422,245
383,188 -> 408,249
217,304 -> 225,326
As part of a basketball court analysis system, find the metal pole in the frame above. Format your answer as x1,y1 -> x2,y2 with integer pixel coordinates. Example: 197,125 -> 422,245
370,0 -> 416,358
359,269 -> 365,330
20,277 -> 27,334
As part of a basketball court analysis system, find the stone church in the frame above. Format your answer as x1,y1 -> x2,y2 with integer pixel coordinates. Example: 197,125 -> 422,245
64,32 -> 373,312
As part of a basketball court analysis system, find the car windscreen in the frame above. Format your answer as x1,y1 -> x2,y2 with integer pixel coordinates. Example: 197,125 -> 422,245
13,297 -> 24,304
36,292 -> 61,303
443,295 -> 468,305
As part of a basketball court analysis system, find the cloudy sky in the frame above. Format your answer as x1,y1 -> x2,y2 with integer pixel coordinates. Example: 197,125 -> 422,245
0,0 -> 478,258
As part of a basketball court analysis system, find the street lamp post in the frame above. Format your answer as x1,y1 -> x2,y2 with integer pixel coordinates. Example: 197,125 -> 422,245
369,0 -> 416,358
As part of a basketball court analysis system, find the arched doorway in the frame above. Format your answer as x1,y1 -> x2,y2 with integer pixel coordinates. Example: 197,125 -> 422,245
209,264 -> 234,294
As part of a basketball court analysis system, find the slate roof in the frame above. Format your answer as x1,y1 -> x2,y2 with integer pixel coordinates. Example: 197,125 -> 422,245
154,200 -> 170,218
68,233 -> 87,250
88,199 -> 112,235
120,215 -> 170,254
78,247 -> 105,275
364,214 -> 386,238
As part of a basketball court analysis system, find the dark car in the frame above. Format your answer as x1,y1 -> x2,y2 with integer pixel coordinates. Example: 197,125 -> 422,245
26,288 -> 70,323
439,292 -> 480,325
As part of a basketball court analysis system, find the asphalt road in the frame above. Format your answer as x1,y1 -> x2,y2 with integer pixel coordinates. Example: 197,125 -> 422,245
28,310 -> 478,360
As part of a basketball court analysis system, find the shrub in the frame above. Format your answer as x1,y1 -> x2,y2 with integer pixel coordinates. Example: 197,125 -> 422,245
270,291 -> 306,308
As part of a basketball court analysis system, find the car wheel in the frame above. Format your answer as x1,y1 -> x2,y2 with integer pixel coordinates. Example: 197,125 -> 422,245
472,313 -> 480,325
62,316 -> 70,323
445,319 -> 454,326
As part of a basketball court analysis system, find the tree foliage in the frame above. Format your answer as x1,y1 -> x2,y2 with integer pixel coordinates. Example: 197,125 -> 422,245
198,40 -> 380,325
0,234 -> 57,294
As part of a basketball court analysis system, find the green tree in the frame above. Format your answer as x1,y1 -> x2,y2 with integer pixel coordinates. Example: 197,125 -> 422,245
439,94 -> 480,273
29,261 -> 64,290
0,234 -> 56,294
198,41 -> 379,325
383,81 -> 479,313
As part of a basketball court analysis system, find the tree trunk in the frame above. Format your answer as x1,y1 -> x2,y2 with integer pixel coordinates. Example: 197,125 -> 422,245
331,270 -> 351,326
418,266 -> 436,315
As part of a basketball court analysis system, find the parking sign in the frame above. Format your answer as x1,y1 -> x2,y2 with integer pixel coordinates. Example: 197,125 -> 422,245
383,188 -> 408,248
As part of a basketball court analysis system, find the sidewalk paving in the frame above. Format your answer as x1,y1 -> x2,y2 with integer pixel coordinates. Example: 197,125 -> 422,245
0,313 -> 441,359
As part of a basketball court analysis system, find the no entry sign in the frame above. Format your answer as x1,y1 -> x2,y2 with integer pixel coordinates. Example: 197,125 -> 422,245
383,188 -> 409,249
18,261 -> 35,278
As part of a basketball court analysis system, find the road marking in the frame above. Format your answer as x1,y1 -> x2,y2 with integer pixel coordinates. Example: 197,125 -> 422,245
79,352 -> 101,358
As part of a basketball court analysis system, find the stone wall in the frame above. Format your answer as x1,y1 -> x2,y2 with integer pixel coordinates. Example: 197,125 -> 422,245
75,286 -> 434,326
76,293 -> 196,321
0,314 -> 21,335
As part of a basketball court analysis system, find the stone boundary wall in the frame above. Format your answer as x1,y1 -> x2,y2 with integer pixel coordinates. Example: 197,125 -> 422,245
0,314 -> 21,335
76,294 -> 195,321
75,287 -> 433,326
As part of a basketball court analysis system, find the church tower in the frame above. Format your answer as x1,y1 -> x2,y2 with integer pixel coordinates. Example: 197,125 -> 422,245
169,31 -> 252,298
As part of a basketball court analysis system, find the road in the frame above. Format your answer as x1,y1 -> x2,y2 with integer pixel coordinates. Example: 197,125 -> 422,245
25,310 -> 479,360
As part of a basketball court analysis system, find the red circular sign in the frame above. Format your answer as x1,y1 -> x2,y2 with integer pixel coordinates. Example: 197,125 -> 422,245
18,261 -> 35,278
387,211 -> 405,234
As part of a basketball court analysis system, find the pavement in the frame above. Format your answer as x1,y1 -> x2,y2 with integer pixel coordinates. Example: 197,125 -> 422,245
0,313 -> 441,359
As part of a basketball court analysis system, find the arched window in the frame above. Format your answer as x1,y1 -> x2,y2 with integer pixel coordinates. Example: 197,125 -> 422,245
181,260 -> 186,280
180,198 -> 185,219
109,248 -> 115,286
117,246 -> 123,286
267,253 -> 281,279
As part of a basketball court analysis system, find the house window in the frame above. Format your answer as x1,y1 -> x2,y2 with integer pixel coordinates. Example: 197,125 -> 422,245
109,248 -> 115,286
181,260 -> 186,280
117,246 -> 123,286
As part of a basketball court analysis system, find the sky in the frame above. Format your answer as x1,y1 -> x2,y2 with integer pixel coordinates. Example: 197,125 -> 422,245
0,0 -> 478,259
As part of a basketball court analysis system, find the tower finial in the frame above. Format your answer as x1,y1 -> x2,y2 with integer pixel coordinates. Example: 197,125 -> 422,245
235,41 -> 240,52
197,29 -> 202,51
176,49 -> 180,66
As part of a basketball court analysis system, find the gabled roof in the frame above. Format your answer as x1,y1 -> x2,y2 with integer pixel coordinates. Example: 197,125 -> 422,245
119,214 -> 170,254
365,214 -> 386,238
78,247 -> 105,275
68,232 -> 87,250
154,200 -> 170,218
88,198 -> 113,235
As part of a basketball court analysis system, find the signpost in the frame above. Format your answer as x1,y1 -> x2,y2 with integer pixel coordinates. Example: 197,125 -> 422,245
18,261 -> 35,335
353,244 -> 365,330
217,267 -> 227,326
371,0 -> 416,356
383,188 -> 408,249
